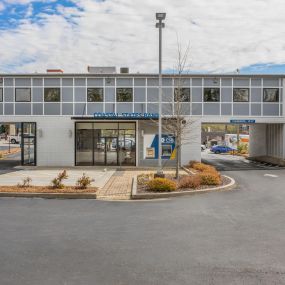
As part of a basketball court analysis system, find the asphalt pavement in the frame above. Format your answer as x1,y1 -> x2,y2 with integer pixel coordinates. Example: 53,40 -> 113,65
202,149 -> 282,171
0,169 -> 285,284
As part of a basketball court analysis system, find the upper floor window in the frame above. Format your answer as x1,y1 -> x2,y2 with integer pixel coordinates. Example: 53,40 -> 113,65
174,88 -> 190,102
15,88 -> 31,102
87,88 -> 103,102
204,88 -> 220,102
0,88 -> 2,102
233,88 -> 249,102
116,88 -> 133,102
44,88 -> 60,102
263,88 -> 279,102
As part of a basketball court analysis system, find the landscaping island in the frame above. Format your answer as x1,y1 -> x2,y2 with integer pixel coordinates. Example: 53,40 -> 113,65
132,161 -> 235,199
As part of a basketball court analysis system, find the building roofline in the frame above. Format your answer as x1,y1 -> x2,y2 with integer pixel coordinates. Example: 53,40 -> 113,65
0,73 -> 284,78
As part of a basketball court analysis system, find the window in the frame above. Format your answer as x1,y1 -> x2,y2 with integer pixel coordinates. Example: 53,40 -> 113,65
0,88 -> 2,102
116,88 -> 133,102
44,88 -> 60,102
204,88 -> 220,102
174,88 -> 190,102
233,88 -> 249,102
263,88 -> 279,102
87,88 -> 103,102
15,88 -> 31,102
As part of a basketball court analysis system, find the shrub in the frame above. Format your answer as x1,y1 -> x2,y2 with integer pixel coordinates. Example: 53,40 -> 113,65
198,172 -> 221,186
237,144 -> 248,154
178,175 -> 201,189
147,178 -> 176,192
187,160 -> 199,168
137,173 -> 154,186
17,177 -> 32,188
76,173 -> 94,189
51,170 -> 68,189
192,162 -> 216,173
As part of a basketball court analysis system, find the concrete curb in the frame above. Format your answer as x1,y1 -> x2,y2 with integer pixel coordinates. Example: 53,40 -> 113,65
131,175 -> 236,200
0,192 -> 97,199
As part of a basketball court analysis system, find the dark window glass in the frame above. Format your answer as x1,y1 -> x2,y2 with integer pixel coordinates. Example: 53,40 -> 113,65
44,88 -> 60,102
204,88 -> 220,102
263,88 -> 279,102
116,88 -> 133,102
15,88 -> 31,102
87,88 -> 103,102
174,88 -> 190,102
0,88 -> 2,102
233,88 -> 249,102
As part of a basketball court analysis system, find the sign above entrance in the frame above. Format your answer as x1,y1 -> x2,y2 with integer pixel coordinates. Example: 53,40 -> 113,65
94,112 -> 159,119
230,119 -> 256,124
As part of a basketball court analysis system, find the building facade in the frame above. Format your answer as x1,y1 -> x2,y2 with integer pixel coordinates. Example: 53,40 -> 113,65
0,71 -> 284,167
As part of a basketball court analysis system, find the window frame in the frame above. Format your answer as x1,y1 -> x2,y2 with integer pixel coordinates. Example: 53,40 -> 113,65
263,88 -> 279,102
87,88 -> 104,102
116,88 -> 133,102
44,87 -> 61,102
15,88 -> 31,102
203,88 -> 220,102
233,88 -> 249,102
174,87 -> 190,102
0,88 -> 3,102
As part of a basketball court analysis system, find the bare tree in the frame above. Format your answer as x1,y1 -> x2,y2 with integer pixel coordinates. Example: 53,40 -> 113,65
153,40 -> 199,179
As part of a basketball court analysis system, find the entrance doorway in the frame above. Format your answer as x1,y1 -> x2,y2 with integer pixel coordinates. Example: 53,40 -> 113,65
75,122 -> 136,166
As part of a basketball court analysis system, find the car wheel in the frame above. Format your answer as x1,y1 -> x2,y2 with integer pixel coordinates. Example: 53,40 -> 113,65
10,139 -> 16,144
215,150 -> 220,154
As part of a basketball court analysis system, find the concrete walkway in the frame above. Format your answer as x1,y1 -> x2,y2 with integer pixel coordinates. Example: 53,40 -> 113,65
0,168 -> 115,189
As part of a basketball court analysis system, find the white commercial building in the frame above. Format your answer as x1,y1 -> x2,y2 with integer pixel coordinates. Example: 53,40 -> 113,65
0,68 -> 284,167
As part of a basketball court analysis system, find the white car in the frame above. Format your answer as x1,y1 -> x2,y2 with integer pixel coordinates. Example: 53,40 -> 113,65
8,134 -> 21,144
201,144 -> 206,151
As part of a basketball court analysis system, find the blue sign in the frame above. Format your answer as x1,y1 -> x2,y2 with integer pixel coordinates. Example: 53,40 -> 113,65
94,112 -> 159,119
230,119 -> 255,124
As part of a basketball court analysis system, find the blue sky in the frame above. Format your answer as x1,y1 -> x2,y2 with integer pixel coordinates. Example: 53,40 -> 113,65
0,0 -> 285,74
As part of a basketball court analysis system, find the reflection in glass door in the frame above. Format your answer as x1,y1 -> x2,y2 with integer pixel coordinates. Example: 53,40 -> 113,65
94,137 -> 105,165
105,137 -> 118,165
21,122 -> 36,166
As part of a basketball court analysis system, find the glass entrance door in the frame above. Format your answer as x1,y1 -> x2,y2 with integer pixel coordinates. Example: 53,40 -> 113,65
75,122 -> 136,166
21,122 -> 36,166
105,137 -> 118,165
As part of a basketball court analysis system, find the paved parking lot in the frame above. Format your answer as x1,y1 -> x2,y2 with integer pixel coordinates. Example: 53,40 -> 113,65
202,149 -> 282,171
0,168 -> 285,284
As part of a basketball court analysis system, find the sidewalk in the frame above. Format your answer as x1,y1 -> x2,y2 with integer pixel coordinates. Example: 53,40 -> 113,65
96,170 -> 138,200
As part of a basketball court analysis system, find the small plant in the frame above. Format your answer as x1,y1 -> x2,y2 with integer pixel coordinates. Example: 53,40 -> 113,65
147,178 -> 176,192
178,175 -> 201,189
198,172 -> 221,186
17,177 -> 32,188
51,170 -> 68,189
237,143 -> 248,155
76,173 -> 94,189
137,173 -> 154,186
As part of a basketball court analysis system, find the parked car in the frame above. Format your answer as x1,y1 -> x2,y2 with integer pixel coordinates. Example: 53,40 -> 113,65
8,134 -> 21,144
210,145 -> 234,154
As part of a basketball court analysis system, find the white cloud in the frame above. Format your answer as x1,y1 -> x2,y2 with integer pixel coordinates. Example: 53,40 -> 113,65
0,0 -> 285,73
0,2 -> 5,11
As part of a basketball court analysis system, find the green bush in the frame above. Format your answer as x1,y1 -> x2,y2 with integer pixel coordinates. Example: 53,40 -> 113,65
17,177 -> 32,188
137,173 -> 154,186
147,178 -> 176,192
178,175 -> 201,189
198,172 -> 221,186
76,173 -> 94,189
51,170 -> 68,189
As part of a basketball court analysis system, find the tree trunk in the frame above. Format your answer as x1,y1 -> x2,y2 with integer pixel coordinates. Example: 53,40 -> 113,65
175,145 -> 179,179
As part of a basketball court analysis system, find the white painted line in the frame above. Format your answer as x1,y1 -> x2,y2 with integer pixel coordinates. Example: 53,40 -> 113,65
264,174 -> 279,178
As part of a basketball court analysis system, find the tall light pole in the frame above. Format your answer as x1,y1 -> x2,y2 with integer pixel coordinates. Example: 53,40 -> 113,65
155,12 -> 166,176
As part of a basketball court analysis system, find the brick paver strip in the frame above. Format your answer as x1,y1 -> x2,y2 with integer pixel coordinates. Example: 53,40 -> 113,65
96,170 -> 142,200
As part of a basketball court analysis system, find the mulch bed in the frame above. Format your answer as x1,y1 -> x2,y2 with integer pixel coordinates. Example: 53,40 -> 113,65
0,186 -> 97,193
137,174 -> 231,194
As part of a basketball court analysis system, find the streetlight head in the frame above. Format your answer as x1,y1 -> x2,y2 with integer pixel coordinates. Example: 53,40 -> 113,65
156,12 -> 166,20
